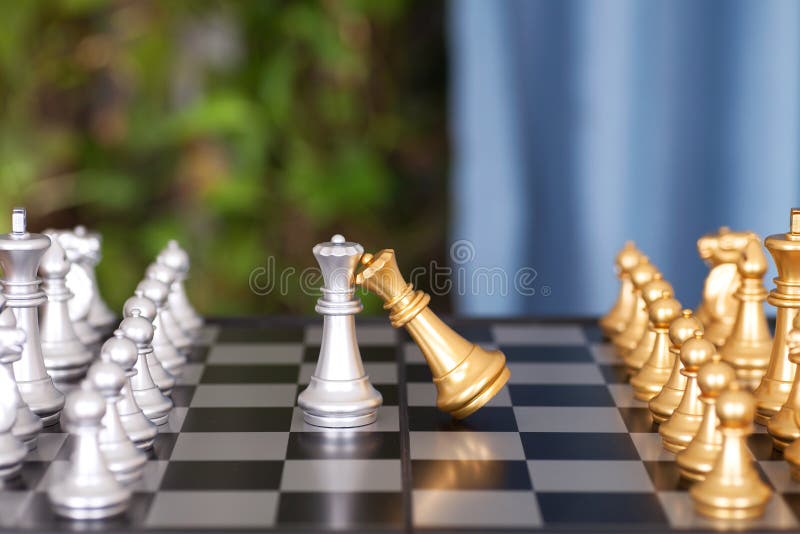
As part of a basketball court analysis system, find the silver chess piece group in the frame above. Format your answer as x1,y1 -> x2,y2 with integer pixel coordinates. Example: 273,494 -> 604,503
0,207 -> 203,520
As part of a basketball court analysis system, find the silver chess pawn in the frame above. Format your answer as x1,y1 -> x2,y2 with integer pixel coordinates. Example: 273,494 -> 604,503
144,263 -> 193,352
0,306 -> 42,450
86,361 -> 146,484
48,388 -> 130,519
133,279 -> 186,378
157,240 -> 203,336
119,311 -> 172,425
297,234 -> 382,427
99,331 -> 157,450
39,233 -> 93,381
0,343 -> 27,481
123,287 -> 177,393
0,208 -> 65,426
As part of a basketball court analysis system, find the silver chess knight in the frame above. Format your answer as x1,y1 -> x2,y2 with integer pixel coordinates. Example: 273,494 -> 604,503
55,228 -> 101,345
38,233 -> 93,380
297,234 -> 382,427
0,209 -> 64,426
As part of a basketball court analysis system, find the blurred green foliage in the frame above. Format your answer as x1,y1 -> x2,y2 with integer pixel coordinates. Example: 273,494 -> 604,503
0,0 -> 447,315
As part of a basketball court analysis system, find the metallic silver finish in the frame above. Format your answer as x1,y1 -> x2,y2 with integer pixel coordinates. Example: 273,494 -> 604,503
99,331 -> 156,450
47,388 -> 130,519
0,209 -> 65,426
297,234 -> 382,428
157,240 -> 203,335
55,229 -> 102,345
123,292 -> 178,389
135,280 -> 186,377
119,312 -> 172,425
39,234 -> 93,380
87,361 -> 146,485
0,309 -> 41,451
73,226 -> 117,330
145,263 -> 192,352
0,341 -> 27,480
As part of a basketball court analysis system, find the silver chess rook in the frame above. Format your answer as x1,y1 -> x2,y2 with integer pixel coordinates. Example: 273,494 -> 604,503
0,208 -> 64,426
297,234 -> 382,427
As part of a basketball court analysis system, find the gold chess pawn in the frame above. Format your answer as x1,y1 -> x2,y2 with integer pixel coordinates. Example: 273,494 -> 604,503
719,239 -> 771,390
612,260 -> 659,356
660,331 -> 716,453
356,249 -> 510,419
624,276 -> 674,374
690,389 -> 772,520
677,360 -> 737,481
630,292 -> 682,401
600,242 -> 643,338
754,209 -> 800,425
697,228 -> 758,346
649,310 -> 702,424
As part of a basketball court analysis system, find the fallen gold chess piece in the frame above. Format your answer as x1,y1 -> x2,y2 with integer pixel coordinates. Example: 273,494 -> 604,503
356,249 -> 510,419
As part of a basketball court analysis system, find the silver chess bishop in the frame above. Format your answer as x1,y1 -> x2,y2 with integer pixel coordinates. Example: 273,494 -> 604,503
297,234 -> 382,427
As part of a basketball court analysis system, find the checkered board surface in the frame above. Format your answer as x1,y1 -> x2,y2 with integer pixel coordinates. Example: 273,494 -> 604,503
3,318 -> 800,532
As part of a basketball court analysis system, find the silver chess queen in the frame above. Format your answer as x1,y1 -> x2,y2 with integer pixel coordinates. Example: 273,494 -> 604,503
297,235 -> 382,427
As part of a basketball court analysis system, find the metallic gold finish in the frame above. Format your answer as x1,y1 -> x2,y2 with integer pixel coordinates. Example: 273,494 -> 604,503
719,239 -> 771,390
781,318 -> 800,478
649,310 -> 702,424
677,360 -> 737,481
356,249 -> 510,419
659,331 -> 716,453
696,228 -> 758,346
623,276 -> 674,374
754,209 -> 800,425
630,293 -> 681,401
690,389 -> 772,520
767,310 -> 800,450
600,242 -> 642,338
612,260 -> 658,356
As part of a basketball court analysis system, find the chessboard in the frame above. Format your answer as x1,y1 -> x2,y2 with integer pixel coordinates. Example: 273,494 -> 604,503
2,317 -> 800,533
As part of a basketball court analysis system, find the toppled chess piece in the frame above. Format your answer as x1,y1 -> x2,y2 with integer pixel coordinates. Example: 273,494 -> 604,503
48,388 -> 131,519
696,228 -> 758,346
297,235 -> 382,427
690,389 -> 772,520
87,361 -> 146,484
0,305 -> 41,450
157,240 -> 203,336
600,242 -> 642,338
659,331 -> 716,452
145,263 -> 192,352
0,208 -> 64,426
754,209 -> 800,425
0,351 -> 26,481
630,292 -> 681,401
357,248 -> 510,419
678,360 -> 737,481
649,310 -> 702,424
99,331 -> 157,450
719,239 -> 771,389
119,311 -> 172,426
39,233 -> 93,380
134,279 -> 185,379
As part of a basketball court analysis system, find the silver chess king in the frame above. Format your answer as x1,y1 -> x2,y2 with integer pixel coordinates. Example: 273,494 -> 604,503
297,234 -> 382,427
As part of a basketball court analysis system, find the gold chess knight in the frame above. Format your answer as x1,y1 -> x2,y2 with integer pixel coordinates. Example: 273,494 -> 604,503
356,249 -> 511,419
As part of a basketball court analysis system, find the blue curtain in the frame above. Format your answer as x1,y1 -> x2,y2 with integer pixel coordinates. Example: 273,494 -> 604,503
449,0 -> 800,317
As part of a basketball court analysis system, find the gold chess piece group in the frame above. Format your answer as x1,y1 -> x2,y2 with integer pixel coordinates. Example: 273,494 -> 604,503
601,208 -> 800,522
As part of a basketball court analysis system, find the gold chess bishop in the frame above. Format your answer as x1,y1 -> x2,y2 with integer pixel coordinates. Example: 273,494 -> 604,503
356,249 -> 510,419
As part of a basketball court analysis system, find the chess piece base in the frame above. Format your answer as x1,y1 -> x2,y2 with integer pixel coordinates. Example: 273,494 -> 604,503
13,405 -> 42,450
132,387 -> 172,427
435,348 -> 511,420
50,492 -> 129,520
299,375 -> 382,428
649,379 -> 686,424
101,443 -> 146,485
16,376 -> 64,427
118,411 -> 156,451
766,406 -> 799,450
0,435 -> 26,480
754,376 -> 793,426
